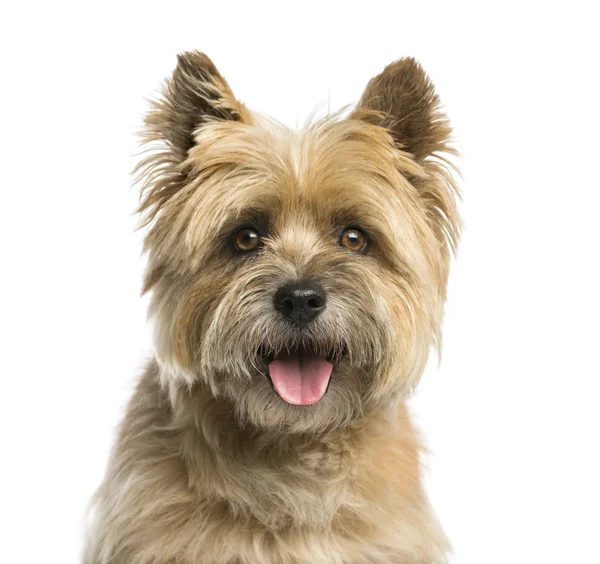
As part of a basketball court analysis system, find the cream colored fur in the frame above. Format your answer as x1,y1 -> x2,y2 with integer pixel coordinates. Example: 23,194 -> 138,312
83,51 -> 460,564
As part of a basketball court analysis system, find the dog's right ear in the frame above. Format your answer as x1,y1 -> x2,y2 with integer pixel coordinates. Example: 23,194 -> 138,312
144,51 -> 250,164
137,52 -> 250,225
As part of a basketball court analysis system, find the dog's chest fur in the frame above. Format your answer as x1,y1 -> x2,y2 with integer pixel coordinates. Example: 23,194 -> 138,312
84,363 -> 447,564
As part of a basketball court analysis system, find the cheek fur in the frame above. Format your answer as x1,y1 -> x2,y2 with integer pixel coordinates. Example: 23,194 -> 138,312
149,223 -> 439,416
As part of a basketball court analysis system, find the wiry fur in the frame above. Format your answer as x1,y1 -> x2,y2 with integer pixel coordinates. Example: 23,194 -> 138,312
84,51 -> 460,564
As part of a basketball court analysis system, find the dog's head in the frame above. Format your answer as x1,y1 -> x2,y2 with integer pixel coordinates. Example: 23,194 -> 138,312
138,52 -> 459,432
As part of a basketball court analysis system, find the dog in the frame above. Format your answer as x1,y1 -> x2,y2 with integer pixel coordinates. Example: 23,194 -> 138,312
83,51 -> 460,564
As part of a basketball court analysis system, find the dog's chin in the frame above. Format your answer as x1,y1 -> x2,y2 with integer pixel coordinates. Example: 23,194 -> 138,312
227,344 -> 367,433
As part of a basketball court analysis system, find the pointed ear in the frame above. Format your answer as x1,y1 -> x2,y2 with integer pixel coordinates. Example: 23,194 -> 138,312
352,58 -> 451,162
137,52 -> 251,225
354,58 -> 461,291
145,51 -> 251,164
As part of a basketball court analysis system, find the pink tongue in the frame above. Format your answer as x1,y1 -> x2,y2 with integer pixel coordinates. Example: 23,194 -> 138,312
269,349 -> 333,406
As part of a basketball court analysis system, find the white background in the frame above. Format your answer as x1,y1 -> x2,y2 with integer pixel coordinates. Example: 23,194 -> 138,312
1,2 -> 599,563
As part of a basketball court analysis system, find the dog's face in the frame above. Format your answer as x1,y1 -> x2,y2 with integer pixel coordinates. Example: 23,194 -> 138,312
138,52 -> 459,432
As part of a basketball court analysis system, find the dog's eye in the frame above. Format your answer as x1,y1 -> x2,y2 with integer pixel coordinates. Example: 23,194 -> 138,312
339,228 -> 367,253
234,227 -> 261,252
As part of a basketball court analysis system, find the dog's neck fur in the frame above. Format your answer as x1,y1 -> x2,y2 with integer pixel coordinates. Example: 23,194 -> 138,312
90,360 -> 447,563
146,362 -> 417,532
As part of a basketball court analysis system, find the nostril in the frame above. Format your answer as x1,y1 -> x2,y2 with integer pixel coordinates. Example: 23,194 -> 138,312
306,296 -> 323,309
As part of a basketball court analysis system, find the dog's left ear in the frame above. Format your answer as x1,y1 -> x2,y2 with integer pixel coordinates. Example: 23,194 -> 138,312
354,58 -> 460,287
352,58 -> 451,162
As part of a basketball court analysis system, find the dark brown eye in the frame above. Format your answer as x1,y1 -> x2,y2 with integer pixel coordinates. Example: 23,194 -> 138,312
339,228 -> 367,252
234,227 -> 260,252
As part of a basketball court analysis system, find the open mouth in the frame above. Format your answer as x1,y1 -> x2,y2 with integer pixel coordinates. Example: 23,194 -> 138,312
261,345 -> 335,406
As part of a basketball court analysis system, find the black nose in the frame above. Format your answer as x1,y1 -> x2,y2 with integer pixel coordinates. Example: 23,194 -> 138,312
274,280 -> 326,324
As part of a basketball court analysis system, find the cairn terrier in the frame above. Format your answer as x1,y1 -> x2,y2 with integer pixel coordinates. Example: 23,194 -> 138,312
84,51 -> 460,564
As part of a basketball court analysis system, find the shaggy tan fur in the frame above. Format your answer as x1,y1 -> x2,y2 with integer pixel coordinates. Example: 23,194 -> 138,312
83,51 -> 460,564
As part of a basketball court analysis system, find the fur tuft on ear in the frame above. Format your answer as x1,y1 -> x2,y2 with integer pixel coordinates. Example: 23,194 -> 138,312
136,51 -> 250,225
147,51 -> 250,162
352,57 -> 451,162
